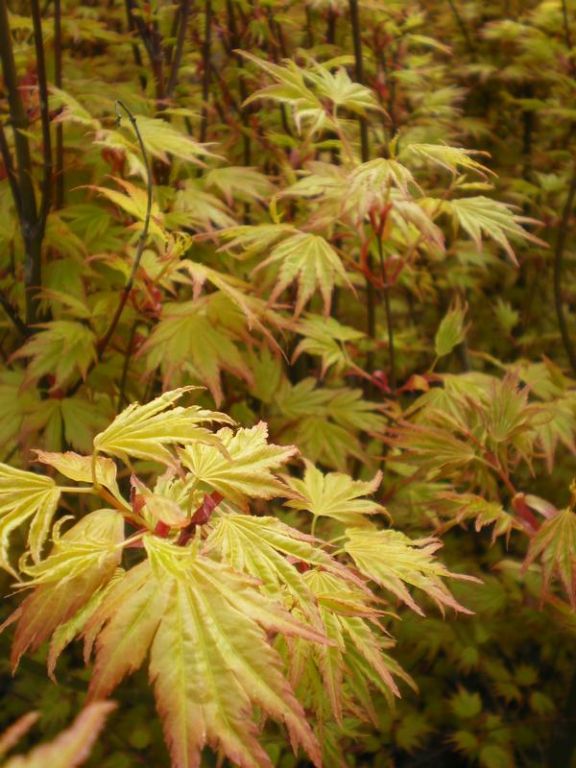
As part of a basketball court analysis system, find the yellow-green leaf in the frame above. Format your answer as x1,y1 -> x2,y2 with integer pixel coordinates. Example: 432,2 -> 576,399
93,388 -> 231,465
180,422 -> 296,505
344,527 -> 473,615
286,462 -> 387,527
0,465 -> 61,572
254,232 -> 353,316
33,451 -> 123,503
85,537 -> 323,768
434,303 -> 467,358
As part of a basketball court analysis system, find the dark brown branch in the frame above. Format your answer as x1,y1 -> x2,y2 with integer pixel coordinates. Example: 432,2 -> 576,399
0,0 -> 41,325
31,0 -> 52,231
348,0 -> 376,378
553,162 -> 576,374
116,319 -> 140,412
166,0 -> 192,98
447,0 -> 476,54
124,0 -> 147,90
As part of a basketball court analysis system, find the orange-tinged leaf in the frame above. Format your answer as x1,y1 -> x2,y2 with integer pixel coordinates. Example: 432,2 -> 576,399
0,713 -> 39,760
2,702 -> 116,768
523,507 -> 576,606
85,562 -> 168,699
85,536 -> 323,768
7,509 -> 123,670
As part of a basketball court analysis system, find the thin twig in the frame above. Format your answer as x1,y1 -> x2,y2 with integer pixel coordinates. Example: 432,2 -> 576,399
96,101 -> 152,360
348,0 -> 377,380
124,0 -> 147,90
116,319 -> 140,413
376,234 -> 397,392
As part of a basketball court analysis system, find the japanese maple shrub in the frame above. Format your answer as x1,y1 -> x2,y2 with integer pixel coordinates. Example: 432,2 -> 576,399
0,388 -> 470,767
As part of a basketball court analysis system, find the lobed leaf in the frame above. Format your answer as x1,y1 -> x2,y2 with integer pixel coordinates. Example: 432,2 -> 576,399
93,387 -> 232,465
84,536 -> 324,768
344,527 -> 473,615
181,423 -> 296,505
286,462 -> 388,527
0,465 -> 61,573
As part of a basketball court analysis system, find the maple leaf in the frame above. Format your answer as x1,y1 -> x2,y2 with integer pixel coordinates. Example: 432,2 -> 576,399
5,509 -> 124,671
84,536 -> 324,768
433,493 -> 519,543
88,178 -> 165,239
271,379 -> 385,470
22,396 -> 111,455
438,196 -> 543,265
176,261 -> 282,350
33,451 -> 124,503
523,506 -> 576,606
218,223 -> 297,259
292,314 -> 364,377
286,570 -> 412,726
11,321 -> 97,390
401,143 -> 492,177
180,423 -> 296,505
434,302 -> 467,358
93,387 -> 232,465
1,702 -> 116,768
99,116 -> 214,179
241,53 -> 326,135
306,65 -> 380,115
140,299 -> 254,405
205,513 -> 343,611
0,465 -> 61,573
286,462 -> 388,527
253,232 -> 353,316
170,180 -> 237,230
344,527 -> 473,615
205,166 -> 275,205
